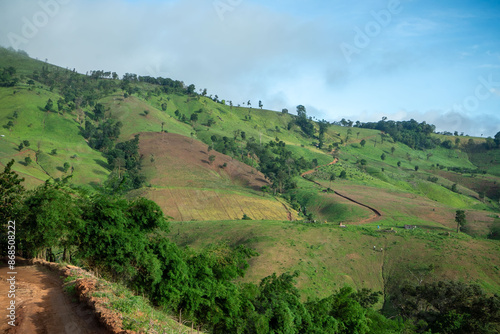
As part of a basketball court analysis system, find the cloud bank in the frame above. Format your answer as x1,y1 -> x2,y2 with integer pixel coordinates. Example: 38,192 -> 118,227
0,0 -> 499,136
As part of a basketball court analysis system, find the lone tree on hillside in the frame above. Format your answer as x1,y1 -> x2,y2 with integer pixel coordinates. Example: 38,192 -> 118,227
208,155 -> 216,165
455,209 -> 466,233
44,98 -> 53,112
360,139 -> 366,147
329,173 -> 336,188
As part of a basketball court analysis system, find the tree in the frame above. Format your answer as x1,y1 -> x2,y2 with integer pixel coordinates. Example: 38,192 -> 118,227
44,98 -> 53,112
391,280 -> 500,333
381,153 -> 386,161
329,174 -> 336,188
441,140 -> 453,149
455,210 -> 466,233
5,120 -> 14,129
161,122 -> 165,132
259,100 -> 263,109
186,84 -> 196,95
282,108 -> 288,114
63,162 -> 70,173
161,103 -> 167,111
93,103 -> 106,120
296,105 -> 306,118
0,159 -> 25,222
57,98 -> 65,112
190,113 -> 198,124
24,156 -> 32,165
414,165 -> 419,171
18,143 -> 24,151
339,170 -> 347,179
360,139 -> 366,147
397,161 -> 401,167
391,146 -> 395,155
209,155 -> 216,165
143,110 -> 150,116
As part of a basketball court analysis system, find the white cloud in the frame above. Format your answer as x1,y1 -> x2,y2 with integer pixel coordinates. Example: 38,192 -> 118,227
0,0 -> 499,137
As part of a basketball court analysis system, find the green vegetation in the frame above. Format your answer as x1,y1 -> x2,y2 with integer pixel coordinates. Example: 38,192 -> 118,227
1,46 -> 500,333
1,164 -> 416,333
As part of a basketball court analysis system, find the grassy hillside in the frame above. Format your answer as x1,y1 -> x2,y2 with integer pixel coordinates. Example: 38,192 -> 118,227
129,132 -> 297,221
0,86 -> 109,188
1,46 -> 499,321
170,220 -> 500,302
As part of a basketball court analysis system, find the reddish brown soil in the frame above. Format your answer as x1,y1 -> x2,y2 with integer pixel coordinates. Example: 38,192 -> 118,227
131,132 -> 299,221
138,132 -> 269,190
434,169 -> 500,199
0,259 -> 110,334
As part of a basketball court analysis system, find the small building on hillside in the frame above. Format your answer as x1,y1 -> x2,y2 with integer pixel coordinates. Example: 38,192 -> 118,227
404,225 -> 417,230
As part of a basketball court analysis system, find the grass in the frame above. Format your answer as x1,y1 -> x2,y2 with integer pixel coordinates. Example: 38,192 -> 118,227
169,219 -> 500,303
60,264 -> 198,333
0,86 -> 109,187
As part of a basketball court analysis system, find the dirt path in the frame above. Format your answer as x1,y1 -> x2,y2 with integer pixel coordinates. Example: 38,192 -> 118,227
0,260 -> 109,334
301,158 -> 382,223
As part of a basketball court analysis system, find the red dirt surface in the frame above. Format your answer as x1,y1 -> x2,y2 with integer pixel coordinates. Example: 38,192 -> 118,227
0,259 -> 110,334
139,132 -> 269,190
133,132 -> 296,221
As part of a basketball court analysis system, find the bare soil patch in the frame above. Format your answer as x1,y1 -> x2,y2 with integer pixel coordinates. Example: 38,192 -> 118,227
0,259 -> 110,334
138,132 -> 268,190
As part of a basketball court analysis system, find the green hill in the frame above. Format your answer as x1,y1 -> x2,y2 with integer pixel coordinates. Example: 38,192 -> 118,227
1,46 -> 500,332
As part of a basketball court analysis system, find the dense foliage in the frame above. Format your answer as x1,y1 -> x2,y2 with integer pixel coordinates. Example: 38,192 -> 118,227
358,119 -> 439,150
208,134 -> 312,193
391,281 -> 500,333
0,66 -> 18,87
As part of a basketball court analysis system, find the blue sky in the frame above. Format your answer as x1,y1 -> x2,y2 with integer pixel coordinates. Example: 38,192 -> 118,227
1,0 -> 499,136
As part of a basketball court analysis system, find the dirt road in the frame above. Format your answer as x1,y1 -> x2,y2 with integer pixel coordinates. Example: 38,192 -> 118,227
301,158 -> 382,223
0,260 -> 109,334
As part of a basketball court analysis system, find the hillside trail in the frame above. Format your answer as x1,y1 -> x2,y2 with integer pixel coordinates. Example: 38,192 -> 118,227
300,157 -> 382,223
0,259 -> 109,334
